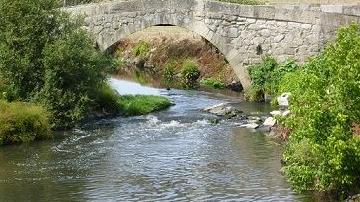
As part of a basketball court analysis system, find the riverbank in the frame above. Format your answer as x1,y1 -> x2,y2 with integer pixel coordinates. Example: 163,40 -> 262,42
0,82 -> 172,146
0,0 -> 174,146
244,24 -> 360,200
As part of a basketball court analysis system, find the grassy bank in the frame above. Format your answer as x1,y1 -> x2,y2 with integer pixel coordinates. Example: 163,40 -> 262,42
0,101 -> 51,146
92,84 -> 172,117
118,95 -> 172,116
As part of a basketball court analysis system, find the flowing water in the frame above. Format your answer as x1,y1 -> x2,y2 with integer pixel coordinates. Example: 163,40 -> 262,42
0,79 -> 310,201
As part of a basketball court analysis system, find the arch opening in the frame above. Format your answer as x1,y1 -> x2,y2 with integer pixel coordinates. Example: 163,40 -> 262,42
109,25 -> 243,93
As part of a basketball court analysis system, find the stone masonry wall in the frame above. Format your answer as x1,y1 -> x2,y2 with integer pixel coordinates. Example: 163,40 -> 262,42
65,0 -> 360,89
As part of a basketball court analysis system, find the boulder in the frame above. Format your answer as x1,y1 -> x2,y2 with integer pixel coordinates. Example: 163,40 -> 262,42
203,103 -> 242,118
282,110 -> 291,117
227,81 -> 243,92
270,110 -> 282,116
263,117 -> 276,127
277,92 -> 291,109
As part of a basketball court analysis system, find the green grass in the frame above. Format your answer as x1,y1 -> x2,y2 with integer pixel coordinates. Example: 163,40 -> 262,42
0,101 -> 51,145
91,84 -> 172,116
118,95 -> 172,116
200,78 -> 226,89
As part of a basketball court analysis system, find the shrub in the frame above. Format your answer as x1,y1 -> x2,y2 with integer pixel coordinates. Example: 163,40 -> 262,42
279,24 -> 360,195
163,62 -> 176,87
90,84 -> 122,115
247,56 -> 298,101
200,78 -> 226,89
36,28 -> 111,129
180,60 -> 201,89
248,56 -> 277,97
244,86 -> 265,102
132,41 -> 150,58
118,95 -> 172,116
0,101 -> 51,145
0,0 -> 113,129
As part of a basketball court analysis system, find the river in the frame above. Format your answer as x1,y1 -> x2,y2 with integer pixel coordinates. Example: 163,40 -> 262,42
0,78 -> 311,201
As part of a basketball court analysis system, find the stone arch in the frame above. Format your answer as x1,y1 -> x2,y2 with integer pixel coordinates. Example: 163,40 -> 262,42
77,0 -> 251,88
99,15 -> 248,85
66,0 -> 360,89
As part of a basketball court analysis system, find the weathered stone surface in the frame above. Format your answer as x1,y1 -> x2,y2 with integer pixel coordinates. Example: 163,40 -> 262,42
65,0 -> 360,90
277,92 -> 291,108
263,117 -> 277,127
203,103 -> 242,117
282,110 -> 291,117
270,110 -> 282,116
227,81 -> 243,92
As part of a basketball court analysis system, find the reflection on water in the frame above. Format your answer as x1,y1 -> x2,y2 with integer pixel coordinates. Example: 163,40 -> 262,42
110,78 -> 161,95
0,79 -> 310,201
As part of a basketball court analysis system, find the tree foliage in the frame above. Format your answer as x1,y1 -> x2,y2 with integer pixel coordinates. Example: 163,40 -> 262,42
0,0 -> 113,129
278,24 -> 360,195
246,56 -> 298,101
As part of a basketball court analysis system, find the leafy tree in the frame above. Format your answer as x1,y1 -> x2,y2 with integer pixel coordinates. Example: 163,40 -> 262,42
0,0 -> 113,129
279,24 -> 360,196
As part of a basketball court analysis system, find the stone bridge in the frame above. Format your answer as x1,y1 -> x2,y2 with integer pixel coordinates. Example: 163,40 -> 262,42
66,0 -> 360,89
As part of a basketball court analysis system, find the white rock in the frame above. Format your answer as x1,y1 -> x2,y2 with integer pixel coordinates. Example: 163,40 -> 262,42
240,123 -> 259,129
263,117 -> 276,127
277,92 -> 291,107
203,103 -> 242,117
203,103 -> 226,112
270,110 -> 282,116
282,110 -> 291,117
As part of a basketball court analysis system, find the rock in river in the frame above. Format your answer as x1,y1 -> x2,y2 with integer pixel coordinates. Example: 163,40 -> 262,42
203,103 -> 243,118
263,117 -> 276,127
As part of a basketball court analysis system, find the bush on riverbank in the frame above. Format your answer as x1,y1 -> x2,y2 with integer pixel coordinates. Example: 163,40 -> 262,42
91,84 -> 172,116
180,60 -> 201,89
277,24 -> 360,196
200,78 -> 226,89
246,56 -> 298,101
0,0 -> 114,129
132,41 -> 150,59
0,101 -> 51,145
118,95 -> 172,116
90,84 -> 123,115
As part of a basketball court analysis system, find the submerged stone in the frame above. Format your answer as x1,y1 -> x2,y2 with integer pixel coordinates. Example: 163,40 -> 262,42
239,123 -> 259,129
